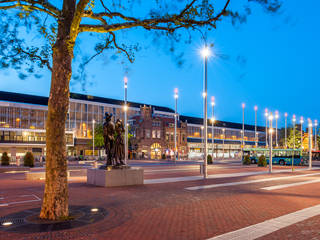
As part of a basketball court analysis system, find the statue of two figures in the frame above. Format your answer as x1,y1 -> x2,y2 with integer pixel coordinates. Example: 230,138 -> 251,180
103,113 -> 126,167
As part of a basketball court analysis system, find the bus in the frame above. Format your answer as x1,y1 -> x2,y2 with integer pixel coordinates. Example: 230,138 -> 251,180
243,148 -> 308,166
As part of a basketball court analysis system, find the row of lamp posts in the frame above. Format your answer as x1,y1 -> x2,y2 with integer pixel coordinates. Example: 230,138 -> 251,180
91,45 -> 318,176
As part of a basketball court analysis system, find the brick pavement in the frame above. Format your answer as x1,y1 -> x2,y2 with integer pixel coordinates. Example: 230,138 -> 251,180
1,164 -> 320,239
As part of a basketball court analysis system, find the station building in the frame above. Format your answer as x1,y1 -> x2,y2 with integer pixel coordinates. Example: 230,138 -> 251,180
0,91 -> 266,160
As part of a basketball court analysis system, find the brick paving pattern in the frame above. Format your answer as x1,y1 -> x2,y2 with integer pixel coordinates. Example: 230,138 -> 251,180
1,161 -> 320,240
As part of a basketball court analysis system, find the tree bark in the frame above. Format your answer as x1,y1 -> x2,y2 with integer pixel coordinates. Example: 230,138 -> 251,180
40,0 -> 76,220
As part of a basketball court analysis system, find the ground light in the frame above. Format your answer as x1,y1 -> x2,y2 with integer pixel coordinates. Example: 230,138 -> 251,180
2,222 -> 13,226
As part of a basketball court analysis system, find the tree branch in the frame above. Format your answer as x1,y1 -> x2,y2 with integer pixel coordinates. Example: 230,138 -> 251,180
79,0 -> 231,33
0,0 -> 61,18
70,0 -> 90,43
18,47 -> 52,71
109,32 -> 133,63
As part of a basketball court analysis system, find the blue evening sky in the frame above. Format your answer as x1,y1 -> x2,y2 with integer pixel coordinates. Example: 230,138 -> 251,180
0,0 -> 319,128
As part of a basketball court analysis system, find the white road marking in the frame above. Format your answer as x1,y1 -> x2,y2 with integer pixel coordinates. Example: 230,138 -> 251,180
145,168 -> 320,185
145,171 -> 276,184
0,194 -> 41,207
208,204 -> 320,240
261,179 -> 320,191
185,172 -> 320,190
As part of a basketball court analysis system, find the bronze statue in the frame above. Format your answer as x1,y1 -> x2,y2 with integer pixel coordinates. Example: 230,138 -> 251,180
103,113 -> 115,166
102,113 -> 126,166
114,119 -> 125,165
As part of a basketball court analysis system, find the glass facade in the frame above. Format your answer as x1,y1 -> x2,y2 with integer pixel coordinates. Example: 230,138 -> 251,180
187,124 -> 265,142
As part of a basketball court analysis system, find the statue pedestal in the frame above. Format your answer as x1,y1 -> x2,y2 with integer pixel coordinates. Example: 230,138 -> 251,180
87,167 -> 144,187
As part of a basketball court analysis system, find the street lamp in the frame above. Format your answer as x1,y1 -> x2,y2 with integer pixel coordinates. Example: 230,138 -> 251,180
174,88 -> 178,163
254,106 -> 258,147
265,108 -> 269,147
211,96 -> 215,159
124,76 -> 128,165
268,112 -> 273,173
285,112 -> 288,148
300,116 -> 304,154
201,45 -> 210,179
222,128 -> 225,159
92,119 -> 95,158
309,120 -> 313,169
292,114 -> 296,171
275,110 -> 279,147
314,120 -> 318,150
242,103 -> 245,158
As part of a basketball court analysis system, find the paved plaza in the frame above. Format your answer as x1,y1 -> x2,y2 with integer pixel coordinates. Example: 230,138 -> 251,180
1,160 -> 320,240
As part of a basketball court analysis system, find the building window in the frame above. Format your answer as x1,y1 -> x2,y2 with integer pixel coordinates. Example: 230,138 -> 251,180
145,129 -> 150,138
152,121 -> 160,127
152,130 -> 156,138
157,130 -> 161,138
171,133 -> 174,141
166,133 -> 169,141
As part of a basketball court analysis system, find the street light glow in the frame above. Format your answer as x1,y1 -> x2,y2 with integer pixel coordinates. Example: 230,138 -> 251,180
285,112 -> 288,117
211,96 -> 215,106
254,105 -> 258,111
123,105 -> 128,112
275,110 -> 279,119
201,47 -> 210,58
300,116 -> 304,124
292,114 -> 296,122
242,103 -> 245,109
174,88 -> 178,99
315,120 -> 318,127
265,108 -> 268,117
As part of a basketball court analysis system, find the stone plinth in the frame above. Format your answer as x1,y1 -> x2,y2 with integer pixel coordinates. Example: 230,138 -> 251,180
87,167 -> 144,187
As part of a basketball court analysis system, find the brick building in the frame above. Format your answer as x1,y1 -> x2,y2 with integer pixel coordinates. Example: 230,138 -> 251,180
129,106 -> 188,159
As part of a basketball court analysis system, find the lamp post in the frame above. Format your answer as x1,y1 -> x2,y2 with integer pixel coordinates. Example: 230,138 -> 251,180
265,109 -> 268,147
211,96 -> 215,159
254,106 -> 258,147
275,110 -> 279,147
285,112 -> 288,148
314,120 -> 318,150
300,116 -> 304,154
92,119 -> 95,157
242,103 -> 245,158
222,128 -> 225,159
309,120 -> 313,169
174,88 -> 178,163
201,46 -> 210,179
268,112 -> 273,173
124,76 -> 128,165
292,114 -> 296,171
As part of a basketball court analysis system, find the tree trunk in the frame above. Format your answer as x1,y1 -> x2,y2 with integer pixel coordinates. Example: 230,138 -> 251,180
40,0 -> 76,220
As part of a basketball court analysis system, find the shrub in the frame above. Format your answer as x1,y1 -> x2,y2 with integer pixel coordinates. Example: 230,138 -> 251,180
242,155 -> 251,165
258,155 -> 267,167
24,152 -> 34,167
1,152 -> 10,166
161,154 -> 166,160
207,154 -> 213,164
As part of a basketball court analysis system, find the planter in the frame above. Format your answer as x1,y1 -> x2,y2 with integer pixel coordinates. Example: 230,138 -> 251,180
87,167 -> 144,187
